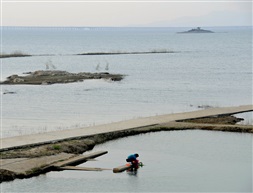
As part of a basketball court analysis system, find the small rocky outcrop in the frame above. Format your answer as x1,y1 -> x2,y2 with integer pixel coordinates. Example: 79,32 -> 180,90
178,27 -> 214,33
0,70 -> 124,85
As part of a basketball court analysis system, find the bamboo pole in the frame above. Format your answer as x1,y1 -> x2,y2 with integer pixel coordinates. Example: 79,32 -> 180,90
59,166 -> 111,171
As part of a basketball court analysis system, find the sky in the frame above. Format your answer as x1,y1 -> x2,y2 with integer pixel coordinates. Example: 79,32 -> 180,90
0,1 -> 252,27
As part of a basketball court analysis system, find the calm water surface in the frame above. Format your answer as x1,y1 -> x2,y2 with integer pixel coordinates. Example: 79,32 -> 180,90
2,130 -> 252,192
1,27 -> 252,137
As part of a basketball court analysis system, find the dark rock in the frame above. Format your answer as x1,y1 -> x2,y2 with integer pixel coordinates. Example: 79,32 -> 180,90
23,72 -> 32,75
7,75 -> 18,80
0,169 -> 16,182
3,91 -> 17,95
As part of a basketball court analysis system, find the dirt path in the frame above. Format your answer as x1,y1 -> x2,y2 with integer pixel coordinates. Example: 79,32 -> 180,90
1,105 -> 252,152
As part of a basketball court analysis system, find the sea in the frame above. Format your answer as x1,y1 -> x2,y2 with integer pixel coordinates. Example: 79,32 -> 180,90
0,26 -> 252,192
1,26 -> 252,138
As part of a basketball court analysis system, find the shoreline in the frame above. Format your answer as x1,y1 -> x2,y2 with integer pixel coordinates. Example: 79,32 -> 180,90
1,114 -> 252,183
0,50 -> 175,59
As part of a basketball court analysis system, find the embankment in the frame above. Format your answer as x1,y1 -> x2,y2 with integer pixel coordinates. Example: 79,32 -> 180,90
0,115 -> 252,183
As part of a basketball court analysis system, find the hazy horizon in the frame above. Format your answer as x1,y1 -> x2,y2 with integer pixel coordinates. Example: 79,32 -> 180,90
1,1 -> 252,27
1,25 -> 252,28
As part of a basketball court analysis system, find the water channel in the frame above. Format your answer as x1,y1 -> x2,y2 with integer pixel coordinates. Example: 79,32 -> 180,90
2,130 -> 252,192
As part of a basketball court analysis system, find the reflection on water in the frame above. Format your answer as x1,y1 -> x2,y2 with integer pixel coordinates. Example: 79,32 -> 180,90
2,130 -> 252,192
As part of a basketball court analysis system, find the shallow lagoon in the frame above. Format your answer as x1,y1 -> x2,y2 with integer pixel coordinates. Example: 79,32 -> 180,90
2,130 -> 252,192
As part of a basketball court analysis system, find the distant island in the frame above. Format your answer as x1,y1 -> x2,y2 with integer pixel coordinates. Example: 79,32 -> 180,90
178,27 -> 214,33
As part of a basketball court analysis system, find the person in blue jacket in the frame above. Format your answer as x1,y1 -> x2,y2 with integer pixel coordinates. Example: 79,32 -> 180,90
126,153 -> 139,170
